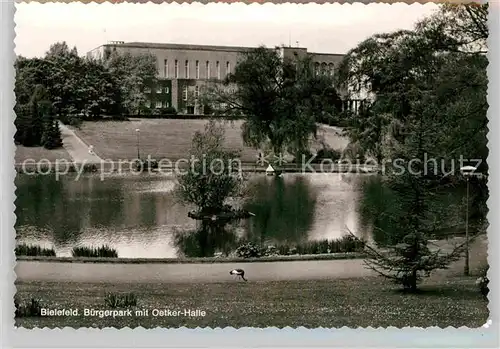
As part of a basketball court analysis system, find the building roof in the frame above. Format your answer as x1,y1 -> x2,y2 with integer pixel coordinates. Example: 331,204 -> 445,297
106,41 -> 256,53
88,41 -> 345,57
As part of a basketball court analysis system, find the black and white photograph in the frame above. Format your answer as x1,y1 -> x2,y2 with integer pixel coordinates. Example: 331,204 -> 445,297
11,1 -> 490,330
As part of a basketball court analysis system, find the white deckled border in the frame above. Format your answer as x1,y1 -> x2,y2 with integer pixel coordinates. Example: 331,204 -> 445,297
1,0 -> 498,348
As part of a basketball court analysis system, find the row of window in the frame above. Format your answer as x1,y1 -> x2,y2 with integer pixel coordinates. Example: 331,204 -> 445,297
314,62 -> 335,76
150,101 -> 171,109
163,59 -> 231,80
158,59 -> 333,79
144,85 -> 201,102
182,85 -> 200,101
144,86 -> 170,94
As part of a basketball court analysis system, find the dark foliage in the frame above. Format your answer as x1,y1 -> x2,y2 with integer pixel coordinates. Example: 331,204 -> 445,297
104,293 -> 137,308
15,244 -> 56,257
72,245 -> 118,258
15,297 -> 43,318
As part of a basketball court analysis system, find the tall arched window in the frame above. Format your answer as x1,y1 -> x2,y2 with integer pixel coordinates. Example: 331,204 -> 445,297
321,62 -> 327,75
328,63 -> 334,77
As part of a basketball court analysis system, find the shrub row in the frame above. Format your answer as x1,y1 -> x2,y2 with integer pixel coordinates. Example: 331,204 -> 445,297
72,245 -> 118,258
15,244 -> 56,257
15,243 -> 118,258
235,235 -> 366,259
291,148 -> 343,164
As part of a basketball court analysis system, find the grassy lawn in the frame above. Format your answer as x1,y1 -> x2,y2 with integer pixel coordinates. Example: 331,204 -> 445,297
71,119 -> 349,163
15,276 -> 488,329
15,145 -> 72,164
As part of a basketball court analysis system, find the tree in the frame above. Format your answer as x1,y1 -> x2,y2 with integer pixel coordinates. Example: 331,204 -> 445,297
106,51 -> 158,115
41,112 -> 63,149
354,94 -> 476,291
356,109 -> 476,292
14,84 -> 62,149
15,41 -> 137,127
175,119 -> 245,217
45,41 -> 78,59
80,58 -> 122,119
337,4 -> 488,165
43,42 -> 86,125
201,46 -> 342,166
339,4 -> 488,291
15,57 -> 52,106
173,119 -> 252,258
416,3 -> 487,54
14,103 -> 38,147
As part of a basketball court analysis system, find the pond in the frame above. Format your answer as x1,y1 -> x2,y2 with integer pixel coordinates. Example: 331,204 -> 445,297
15,172 -> 375,258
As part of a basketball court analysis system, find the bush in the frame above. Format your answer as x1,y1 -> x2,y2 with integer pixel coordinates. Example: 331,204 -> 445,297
277,245 -> 291,255
15,297 -> 42,317
151,108 -> 162,116
104,293 -> 137,308
163,106 -> 177,115
133,159 -> 159,171
15,244 -> 56,257
41,114 -> 63,149
81,163 -> 98,173
262,245 -> 280,257
276,236 -> 365,256
72,245 -> 118,258
235,242 -> 262,258
328,235 -> 366,253
476,265 -> 489,298
292,148 -> 342,164
234,236 -> 366,259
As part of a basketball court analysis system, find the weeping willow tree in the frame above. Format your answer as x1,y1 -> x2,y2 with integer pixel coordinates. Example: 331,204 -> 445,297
200,46 -> 343,172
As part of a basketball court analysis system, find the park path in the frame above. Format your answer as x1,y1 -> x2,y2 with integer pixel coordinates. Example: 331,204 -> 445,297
59,121 -> 103,164
15,259 -> 375,284
319,124 -> 344,135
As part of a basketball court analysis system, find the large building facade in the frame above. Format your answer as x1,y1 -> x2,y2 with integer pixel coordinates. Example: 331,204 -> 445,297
87,41 -> 361,115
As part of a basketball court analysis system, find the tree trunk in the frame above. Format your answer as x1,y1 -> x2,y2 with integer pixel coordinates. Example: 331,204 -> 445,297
410,270 -> 418,292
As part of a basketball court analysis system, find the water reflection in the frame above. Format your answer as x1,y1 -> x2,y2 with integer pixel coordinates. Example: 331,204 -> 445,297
15,173 -> 369,258
242,175 -> 317,245
173,222 -> 241,258
357,175 -> 486,246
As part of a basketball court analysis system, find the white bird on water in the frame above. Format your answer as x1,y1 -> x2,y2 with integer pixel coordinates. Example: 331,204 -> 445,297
229,268 -> 247,282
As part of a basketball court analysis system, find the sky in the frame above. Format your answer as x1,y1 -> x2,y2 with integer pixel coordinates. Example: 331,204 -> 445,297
14,2 -> 439,58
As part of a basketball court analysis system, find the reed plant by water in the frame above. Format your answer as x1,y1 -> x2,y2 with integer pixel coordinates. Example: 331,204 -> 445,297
72,245 -> 118,258
15,244 -> 56,257
275,235 -> 365,256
